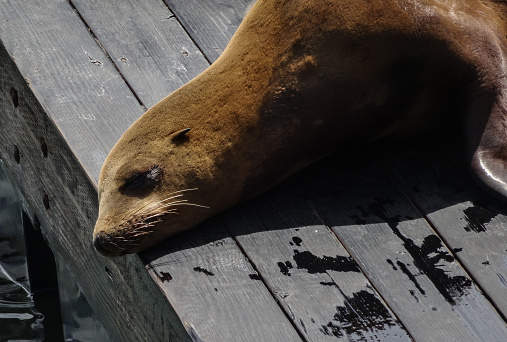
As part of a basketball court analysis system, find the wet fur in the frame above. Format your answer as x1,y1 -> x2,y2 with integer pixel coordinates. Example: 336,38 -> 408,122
94,0 -> 507,256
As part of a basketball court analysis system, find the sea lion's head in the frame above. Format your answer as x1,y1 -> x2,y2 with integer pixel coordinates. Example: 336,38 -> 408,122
91,55 -> 269,256
92,123 -> 215,257
91,0 -> 311,257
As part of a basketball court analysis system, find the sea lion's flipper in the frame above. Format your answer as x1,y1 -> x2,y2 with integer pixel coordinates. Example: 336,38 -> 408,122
468,97 -> 507,201
463,26 -> 507,201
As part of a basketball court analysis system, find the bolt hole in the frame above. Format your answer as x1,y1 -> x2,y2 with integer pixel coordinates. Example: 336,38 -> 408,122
40,138 -> 48,158
13,145 -> 20,163
42,193 -> 50,210
9,88 -> 19,108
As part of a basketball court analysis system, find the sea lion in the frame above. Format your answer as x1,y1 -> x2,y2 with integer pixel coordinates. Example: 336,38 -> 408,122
93,0 -> 507,257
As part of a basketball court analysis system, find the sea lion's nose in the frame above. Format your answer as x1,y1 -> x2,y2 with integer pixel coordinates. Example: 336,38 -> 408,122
93,231 -> 122,257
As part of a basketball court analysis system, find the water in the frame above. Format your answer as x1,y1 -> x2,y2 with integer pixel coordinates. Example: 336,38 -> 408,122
56,260 -> 111,342
0,164 -> 44,341
0,163 -> 110,342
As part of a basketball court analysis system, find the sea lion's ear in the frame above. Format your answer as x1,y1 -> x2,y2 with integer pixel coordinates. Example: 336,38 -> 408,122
170,128 -> 191,142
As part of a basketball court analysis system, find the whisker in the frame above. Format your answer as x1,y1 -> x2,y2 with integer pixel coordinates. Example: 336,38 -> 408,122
136,188 -> 199,216
155,199 -> 190,208
168,202 -> 210,209
155,200 -> 210,210
130,188 -> 193,215
151,188 -> 200,205
108,187 -> 209,250
139,195 -> 184,214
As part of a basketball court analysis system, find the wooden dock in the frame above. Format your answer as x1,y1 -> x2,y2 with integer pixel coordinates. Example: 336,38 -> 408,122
1,0 -> 506,341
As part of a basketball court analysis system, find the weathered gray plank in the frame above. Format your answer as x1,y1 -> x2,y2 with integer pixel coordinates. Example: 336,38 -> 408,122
380,136 -> 507,319
163,0 -> 253,62
0,0 -> 145,184
0,42 -> 191,341
142,219 -> 304,342
225,181 -> 413,341
71,0 -> 210,108
298,152 -> 507,341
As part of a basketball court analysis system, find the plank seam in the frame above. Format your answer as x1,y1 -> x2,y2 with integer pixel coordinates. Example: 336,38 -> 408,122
65,0 -> 148,112
159,0 -> 213,65
221,218 -> 310,342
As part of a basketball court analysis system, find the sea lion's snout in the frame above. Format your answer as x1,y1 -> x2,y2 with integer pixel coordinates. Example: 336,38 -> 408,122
93,231 -> 125,257
93,185 -> 212,257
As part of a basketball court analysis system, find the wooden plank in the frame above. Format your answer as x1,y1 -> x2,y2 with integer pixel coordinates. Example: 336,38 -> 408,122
380,135 -> 507,319
0,42 -> 191,341
70,0 -> 210,108
142,218 -> 304,342
224,180 -> 413,341
296,151 -> 507,341
162,0 -> 254,62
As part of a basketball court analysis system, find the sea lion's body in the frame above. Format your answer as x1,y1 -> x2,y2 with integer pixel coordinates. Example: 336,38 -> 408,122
93,0 -> 507,257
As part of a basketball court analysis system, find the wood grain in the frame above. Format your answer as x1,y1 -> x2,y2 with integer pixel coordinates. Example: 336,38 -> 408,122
71,0 -> 210,108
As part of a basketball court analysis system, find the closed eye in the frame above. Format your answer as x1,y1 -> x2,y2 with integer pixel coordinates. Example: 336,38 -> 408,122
121,166 -> 163,196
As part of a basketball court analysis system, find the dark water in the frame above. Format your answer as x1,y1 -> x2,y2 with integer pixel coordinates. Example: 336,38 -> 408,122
0,164 -> 110,342
0,164 -> 44,341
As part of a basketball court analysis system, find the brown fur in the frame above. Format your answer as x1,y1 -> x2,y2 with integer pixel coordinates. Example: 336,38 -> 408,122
93,0 -> 507,256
